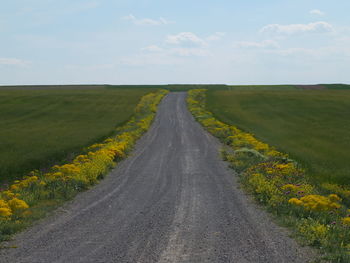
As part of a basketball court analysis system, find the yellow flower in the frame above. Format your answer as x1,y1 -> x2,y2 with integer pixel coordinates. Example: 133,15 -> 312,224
52,172 -> 64,177
74,155 -> 89,163
328,194 -> 341,202
342,217 -> 350,226
8,198 -> 29,211
289,198 -> 303,206
282,184 -> 298,192
0,207 -> 12,218
1,190 -> 16,200
0,199 -> 13,218
10,184 -> 19,191
0,199 -> 9,208
298,195 -> 341,212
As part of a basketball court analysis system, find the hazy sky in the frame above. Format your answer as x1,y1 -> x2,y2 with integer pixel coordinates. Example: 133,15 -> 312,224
1,0 -> 350,85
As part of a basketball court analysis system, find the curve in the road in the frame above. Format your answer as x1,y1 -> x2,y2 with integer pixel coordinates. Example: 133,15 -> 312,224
1,92 -> 313,263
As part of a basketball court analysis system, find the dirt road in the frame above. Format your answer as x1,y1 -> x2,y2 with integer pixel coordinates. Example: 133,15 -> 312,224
1,92 -> 313,263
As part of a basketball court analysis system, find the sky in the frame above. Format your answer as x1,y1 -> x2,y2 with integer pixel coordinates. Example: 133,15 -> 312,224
1,0 -> 350,85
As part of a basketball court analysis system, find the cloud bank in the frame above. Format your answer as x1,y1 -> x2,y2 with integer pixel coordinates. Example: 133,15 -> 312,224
310,9 -> 325,16
234,40 -> 279,49
166,32 -> 207,47
261,21 -> 333,35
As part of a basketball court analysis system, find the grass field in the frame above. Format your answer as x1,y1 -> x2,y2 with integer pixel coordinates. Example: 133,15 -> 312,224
206,89 -> 350,184
0,86 -> 156,184
227,85 -> 298,90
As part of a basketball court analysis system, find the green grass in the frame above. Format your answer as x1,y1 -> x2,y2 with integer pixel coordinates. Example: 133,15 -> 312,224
0,86 -> 156,184
206,89 -> 350,185
322,84 -> 350,90
227,85 -> 298,90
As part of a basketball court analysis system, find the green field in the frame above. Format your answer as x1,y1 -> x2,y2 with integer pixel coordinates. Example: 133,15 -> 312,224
206,89 -> 350,184
0,86 -> 156,184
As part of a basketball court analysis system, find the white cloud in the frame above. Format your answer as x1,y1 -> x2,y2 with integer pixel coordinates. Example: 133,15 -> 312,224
206,32 -> 226,41
135,33 -> 213,65
141,45 -> 164,52
234,40 -> 279,49
166,32 -> 207,47
310,9 -> 325,16
0,58 -> 29,66
170,48 -> 210,57
260,21 -> 333,35
120,46 -> 210,66
122,14 -> 172,26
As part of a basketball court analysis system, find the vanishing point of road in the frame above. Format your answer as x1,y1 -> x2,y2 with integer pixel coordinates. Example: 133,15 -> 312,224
1,93 -> 313,263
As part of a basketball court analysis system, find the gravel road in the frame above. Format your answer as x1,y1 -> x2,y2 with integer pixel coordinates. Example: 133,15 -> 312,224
1,92 -> 314,263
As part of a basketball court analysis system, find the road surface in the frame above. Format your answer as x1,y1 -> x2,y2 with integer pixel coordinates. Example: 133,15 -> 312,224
1,92 -> 313,263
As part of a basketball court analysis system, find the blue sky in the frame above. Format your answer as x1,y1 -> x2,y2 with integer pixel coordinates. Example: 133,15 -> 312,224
1,0 -> 350,85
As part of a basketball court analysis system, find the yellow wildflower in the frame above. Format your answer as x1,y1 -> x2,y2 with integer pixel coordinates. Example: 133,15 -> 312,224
0,199 -> 12,218
8,198 -> 29,211
299,195 -> 341,212
282,184 -> 298,192
0,207 -> 12,218
1,190 -> 16,200
328,194 -> 341,202
0,199 -> 9,208
289,198 -> 303,206
10,184 -> 19,191
342,217 -> 350,226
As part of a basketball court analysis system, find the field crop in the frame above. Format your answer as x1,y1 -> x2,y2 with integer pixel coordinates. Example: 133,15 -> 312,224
206,89 -> 350,185
0,86 -> 156,184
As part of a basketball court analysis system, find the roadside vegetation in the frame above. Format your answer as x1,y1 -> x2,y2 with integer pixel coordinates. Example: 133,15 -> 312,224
0,89 -> 168,242
0,86 -> 156,185
206,89 -> 350,185
188,89 -> 350,262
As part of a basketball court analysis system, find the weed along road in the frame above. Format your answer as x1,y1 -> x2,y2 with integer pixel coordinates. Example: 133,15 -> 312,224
1,92 -> 313,263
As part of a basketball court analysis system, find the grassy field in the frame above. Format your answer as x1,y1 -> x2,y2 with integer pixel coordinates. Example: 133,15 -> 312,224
206,89 -> 350,184
111,84 -> 228,91
0,86 -> 156,184
227,85 -> 298,90
322,84 -> 350,90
